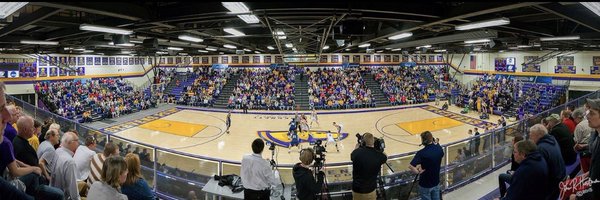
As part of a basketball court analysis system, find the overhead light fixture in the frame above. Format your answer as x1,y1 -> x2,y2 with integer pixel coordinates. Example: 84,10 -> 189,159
358,43 -> 371,48
0,2 -> 28,19
434,49 -> 447,52
223,44 -> 237,49
237,15 -> 260,24
292,47 -> 297,51
178,35 -> 204,42
130,39 -> 143,44
345,48 -> 351,51
416,45 -> 432,49
464,39 -> 491,44
581,2 -> 600,17
385,48 -> 391,50
322,45 -> 330,50
285,43 -> 293,48
376,50 -> 384,53
517,45 -> 531,48
179,53 -> 188,56
254,51 -> 261,54
455,17 -> 510,31
156,51 -> 168,55
388,32 -> 413,40
267,46 -> 275,50
540,36 -> 580,41
243,48 -> 251,52
273,31 -> 285,36
121,50 -> 132,54
167,47 -> 183,51
223,28 -> 246,36
206,47 -> 218,51
222,2 -> 250,14
82,50 -> 94,53
198,50 -> 209,53
219,52 -> 224,55
20,40 -> 59,45
473,47 -> 482,51
391,48 -> 401,51
74,48 -> 85,51
80,24 -> 133,35
277,36 -> 287,40
64,47 -> 73,50
116,43 -> 134,47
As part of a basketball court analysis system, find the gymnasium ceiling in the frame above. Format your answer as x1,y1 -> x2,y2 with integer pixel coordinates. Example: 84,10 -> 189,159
1,2 -> 600,56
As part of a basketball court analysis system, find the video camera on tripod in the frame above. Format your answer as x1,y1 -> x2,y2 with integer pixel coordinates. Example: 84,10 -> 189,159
312,140 -> 326,170
356,133 -> 386,152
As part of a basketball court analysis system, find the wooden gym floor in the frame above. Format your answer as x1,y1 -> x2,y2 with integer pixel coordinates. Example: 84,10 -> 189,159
101,101 -> 502,173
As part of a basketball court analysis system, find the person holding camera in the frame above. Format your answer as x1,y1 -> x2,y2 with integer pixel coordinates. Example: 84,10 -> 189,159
293,148 -> 325,200
350,133 -> 387,200
409,131 -> 444,200
241,139 -> 281,200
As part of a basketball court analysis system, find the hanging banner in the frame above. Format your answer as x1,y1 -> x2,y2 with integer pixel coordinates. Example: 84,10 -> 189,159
555,66 -> 576,74
522,56 -> 541,72
38,67 -> 48,77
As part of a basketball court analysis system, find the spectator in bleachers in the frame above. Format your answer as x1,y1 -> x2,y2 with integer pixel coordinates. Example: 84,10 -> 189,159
13,116 -> 39,167
572,107 -> 592,173
27,120 -> 42,151
584,98 -> 600,200
178,68 -> 229,107
37,129 -> 59,159
87,156 -> 129,200
561,109 -> 577,134
35,77 -> 154,123
500,140 -> 549,200
544,114 -> 578,177
88,142 -> 120,186
4,105 -> 18,141
45,131 -> 80,200
498,135 -> 524,198
231,68 -> 295,110
309,68 -> 372,109
39,117 -> 55,143
528,124 -> 566,200
121,153 -> 156,200
74,136 -> 97,182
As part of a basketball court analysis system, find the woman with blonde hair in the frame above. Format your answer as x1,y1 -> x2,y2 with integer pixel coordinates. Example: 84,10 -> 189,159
87,156 -> 129,200
121,153 -> 156,200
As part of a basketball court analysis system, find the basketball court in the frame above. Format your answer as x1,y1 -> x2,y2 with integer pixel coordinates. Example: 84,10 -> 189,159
101,102 -> 501,169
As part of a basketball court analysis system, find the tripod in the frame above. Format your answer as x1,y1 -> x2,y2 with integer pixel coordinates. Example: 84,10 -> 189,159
314,165 -> 332,200
376,163 -> 395,200
269,144 -> 286,200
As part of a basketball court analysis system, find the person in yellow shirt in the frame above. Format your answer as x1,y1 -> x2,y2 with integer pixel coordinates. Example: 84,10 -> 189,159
28,120 -> 42,151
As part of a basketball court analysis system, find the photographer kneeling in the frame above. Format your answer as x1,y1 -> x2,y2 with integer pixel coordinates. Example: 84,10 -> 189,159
293,148 -> 325,200
351,133 -> 387,200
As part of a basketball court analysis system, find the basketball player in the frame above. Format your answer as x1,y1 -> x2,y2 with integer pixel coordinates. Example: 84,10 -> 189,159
332,122 -> 343,140
289,118 -> 297,137
289,129 -> 301,153
324,130 -> 339,152
226,110 -> 231,134
310,109 -> 320,128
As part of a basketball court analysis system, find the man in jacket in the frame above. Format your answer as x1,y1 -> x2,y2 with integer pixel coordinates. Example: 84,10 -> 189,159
292,148 -> 324,200
544,113 -> 578,177
501,140 -> 549,200
528,124 -> 566,200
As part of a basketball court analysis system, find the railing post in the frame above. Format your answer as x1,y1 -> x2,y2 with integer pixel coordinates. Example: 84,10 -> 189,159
444,145 -> 449,190
492,132 -> 496,168
153,147 -> 158,192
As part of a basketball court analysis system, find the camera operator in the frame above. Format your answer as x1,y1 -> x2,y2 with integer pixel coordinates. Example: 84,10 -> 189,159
351,133 -> 387,200
293,148 -> 325,200
241,139 -> 281,200
409,131 -> 444,200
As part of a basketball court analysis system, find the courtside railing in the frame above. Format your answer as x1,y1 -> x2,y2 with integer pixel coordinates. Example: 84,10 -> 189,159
7,90 -> 599,200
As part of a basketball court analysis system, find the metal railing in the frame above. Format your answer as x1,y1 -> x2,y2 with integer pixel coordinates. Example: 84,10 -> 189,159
7,89 -> 599,200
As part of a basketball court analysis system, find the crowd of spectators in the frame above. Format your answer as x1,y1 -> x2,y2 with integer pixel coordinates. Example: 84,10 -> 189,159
308,68 -> 375,109
373,66 -> 435,105
177,67 -> 229,107
228,68 -> 295,110
35,77 -> 156,123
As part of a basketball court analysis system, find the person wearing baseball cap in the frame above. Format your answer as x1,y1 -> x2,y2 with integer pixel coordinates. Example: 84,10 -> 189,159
544,113 -> 578,176
586,98 -> 600,199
